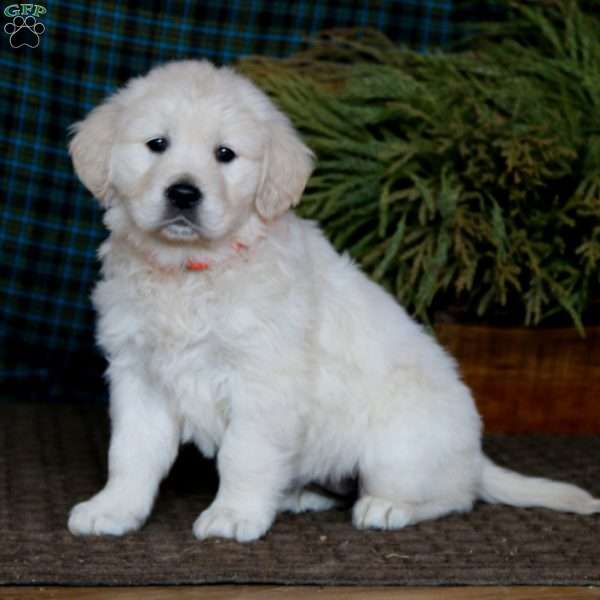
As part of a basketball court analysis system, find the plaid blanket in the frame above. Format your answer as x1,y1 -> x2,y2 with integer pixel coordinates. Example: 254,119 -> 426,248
1,1 -> 481,400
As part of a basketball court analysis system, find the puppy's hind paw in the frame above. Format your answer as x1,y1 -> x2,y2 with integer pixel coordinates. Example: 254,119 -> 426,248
352,496 -> 412,530
68,497 -> 146,536
193,504 -> 272,543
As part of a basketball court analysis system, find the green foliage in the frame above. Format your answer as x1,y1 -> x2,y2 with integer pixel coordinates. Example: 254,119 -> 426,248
238,1 -> 600,332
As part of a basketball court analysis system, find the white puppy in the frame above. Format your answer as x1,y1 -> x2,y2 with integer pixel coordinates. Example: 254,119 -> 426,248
68,60 -> 600,542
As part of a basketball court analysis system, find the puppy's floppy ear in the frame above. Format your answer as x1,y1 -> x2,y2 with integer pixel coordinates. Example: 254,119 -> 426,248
69,99 -> 120,205
256,118 -> 314,220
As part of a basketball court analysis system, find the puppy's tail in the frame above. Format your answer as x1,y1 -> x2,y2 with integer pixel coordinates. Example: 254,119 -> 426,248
478,455 -> 600,514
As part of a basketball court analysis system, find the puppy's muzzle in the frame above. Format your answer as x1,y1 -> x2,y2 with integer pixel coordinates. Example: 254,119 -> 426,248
166,182 -> 203,210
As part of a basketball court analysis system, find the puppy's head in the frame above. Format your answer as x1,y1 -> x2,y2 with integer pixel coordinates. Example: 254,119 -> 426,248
70,60 -> 313,244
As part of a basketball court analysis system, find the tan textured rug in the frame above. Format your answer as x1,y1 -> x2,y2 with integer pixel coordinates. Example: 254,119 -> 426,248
1,402 -> 599,586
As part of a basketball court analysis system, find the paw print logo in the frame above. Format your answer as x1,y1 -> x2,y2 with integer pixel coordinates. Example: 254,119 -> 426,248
4,15 -> 45,48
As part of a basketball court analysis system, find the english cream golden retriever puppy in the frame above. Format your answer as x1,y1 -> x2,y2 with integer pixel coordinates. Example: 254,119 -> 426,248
68,60 -> 599,542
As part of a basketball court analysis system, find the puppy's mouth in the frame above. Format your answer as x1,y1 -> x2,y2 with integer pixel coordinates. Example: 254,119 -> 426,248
158,216 -> 204,241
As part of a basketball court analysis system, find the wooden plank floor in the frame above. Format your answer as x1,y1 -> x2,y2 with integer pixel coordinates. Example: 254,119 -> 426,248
1,587 -> 599,600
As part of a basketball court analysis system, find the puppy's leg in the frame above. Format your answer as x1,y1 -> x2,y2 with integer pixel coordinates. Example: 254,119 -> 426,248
352,462 -> 475,530
353,425 -> 478,531
68,368 -> 179,536
193,418 -> 292,543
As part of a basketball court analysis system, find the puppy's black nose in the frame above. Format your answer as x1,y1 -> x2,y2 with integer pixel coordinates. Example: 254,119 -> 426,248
166,183 -> 202,210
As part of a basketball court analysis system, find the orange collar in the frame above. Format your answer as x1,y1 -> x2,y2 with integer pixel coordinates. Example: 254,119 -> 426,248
185,260 -> 210,271
185,240 -> 248,272
141,239 -> 252,274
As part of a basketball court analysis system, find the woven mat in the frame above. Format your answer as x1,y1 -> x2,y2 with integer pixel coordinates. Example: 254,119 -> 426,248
1,402 -> 599,586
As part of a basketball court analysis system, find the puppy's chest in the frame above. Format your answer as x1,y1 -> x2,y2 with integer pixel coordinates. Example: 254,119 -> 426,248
133,272 -> 254,356
130,273 -> 259,452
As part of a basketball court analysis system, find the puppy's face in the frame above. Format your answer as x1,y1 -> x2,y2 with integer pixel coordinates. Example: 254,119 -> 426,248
108,88 -> 264,243
70,61 -> 313,245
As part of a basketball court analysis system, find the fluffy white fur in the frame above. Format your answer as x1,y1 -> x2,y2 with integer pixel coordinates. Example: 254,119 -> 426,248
67,60 -> 600,542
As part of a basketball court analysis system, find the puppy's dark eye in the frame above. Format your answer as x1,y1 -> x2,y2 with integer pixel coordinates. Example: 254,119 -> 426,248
146,137 -> 169,153
215,146 -> 236,163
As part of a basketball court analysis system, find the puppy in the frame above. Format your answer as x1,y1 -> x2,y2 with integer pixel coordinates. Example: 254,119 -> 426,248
68,60 -> 600,542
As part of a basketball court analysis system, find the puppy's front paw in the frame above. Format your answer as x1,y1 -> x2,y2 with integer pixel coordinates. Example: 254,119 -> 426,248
193,504 -> 272,542
68,495 -> 146,536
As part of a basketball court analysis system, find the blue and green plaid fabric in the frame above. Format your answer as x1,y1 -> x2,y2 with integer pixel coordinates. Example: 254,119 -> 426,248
1,1 -> 474,401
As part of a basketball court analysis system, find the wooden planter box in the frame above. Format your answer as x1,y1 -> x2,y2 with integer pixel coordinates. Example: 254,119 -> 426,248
435,324 -> 600,433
